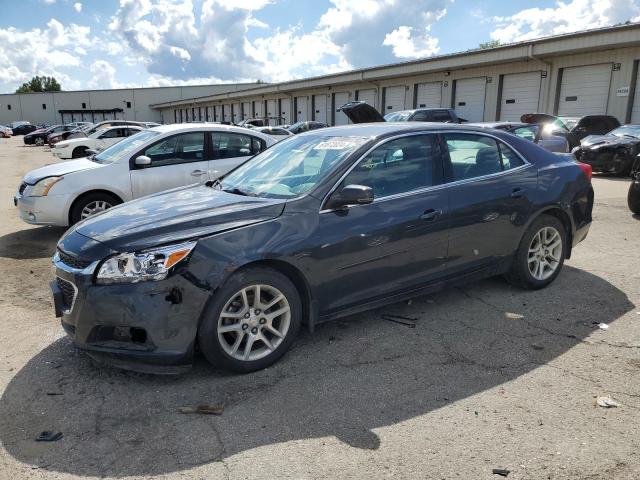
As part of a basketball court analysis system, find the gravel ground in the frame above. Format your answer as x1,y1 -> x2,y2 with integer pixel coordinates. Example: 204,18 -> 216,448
0,135 -> 639,480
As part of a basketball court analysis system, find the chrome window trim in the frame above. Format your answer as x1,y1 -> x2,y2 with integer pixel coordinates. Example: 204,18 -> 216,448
319,129 -> 532,213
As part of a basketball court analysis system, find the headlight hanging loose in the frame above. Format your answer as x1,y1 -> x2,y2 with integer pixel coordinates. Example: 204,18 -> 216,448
96,241 -> 196,284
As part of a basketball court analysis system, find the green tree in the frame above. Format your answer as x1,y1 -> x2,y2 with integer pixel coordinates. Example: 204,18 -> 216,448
478,39 -> 502,49
15,76 -> 62,93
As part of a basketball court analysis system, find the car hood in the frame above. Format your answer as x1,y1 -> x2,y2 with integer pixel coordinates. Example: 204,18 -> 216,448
72,185 -> 286,252
521,113 -> 560,125
580,134 -> 639,148
337,101 -> 386,123
23,158 -> 101,184
55,137 -> 94,148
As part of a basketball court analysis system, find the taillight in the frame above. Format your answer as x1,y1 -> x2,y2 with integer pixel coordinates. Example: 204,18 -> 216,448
577,162 -> 592,182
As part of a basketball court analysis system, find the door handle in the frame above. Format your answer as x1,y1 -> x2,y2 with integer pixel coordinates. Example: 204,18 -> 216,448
510,187 -> 526,198
420,208 -> 442,221
191,170 -> 207,176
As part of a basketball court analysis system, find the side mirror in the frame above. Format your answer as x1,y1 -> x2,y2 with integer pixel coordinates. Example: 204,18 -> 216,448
134,155 -> 152,167
325,184 -> 374,210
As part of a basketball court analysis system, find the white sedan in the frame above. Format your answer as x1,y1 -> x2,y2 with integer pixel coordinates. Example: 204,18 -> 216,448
15,124 -> 275,226
52,126 -> 144,159
252,126 -> 294,142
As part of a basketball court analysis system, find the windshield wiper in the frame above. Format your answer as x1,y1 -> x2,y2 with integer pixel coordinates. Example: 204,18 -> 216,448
222,187 -> 254,197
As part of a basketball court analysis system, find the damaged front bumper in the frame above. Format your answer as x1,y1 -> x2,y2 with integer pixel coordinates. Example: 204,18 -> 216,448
52,251 -> 210,374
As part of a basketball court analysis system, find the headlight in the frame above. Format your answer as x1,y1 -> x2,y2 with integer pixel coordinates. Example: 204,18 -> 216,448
95,241 -> 196,284
30,176 -> 63,196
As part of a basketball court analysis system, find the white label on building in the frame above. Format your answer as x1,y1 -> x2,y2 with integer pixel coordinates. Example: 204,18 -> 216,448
616,87 -> 630,97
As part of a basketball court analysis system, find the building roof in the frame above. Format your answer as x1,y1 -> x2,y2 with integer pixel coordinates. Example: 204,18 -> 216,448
150,22 -> 640,109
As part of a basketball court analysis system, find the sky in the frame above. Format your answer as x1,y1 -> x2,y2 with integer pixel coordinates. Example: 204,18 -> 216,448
1,0 -> 639,93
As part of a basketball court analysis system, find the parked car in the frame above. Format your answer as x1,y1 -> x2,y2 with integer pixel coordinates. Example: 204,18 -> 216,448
571,124 -> 640,176
142,122 -> 161,128
237,118 -> 286,128
520,113 -> 620,150
59,120 -> 148,141
338,101 -> 465,124
287,121 -> 328,134
0,125 -> 12,138
51,126 -> 144,159
253,126 -> 294,141
49,122 -> 593,373
48,124 -> 94,146
24,124 -> 76,146
15,124 -> 275,226
12,123 -> 39,135
628,155 -> 640,214
469,122 -> 569,153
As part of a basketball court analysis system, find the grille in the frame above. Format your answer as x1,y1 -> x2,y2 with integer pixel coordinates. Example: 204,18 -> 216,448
57,249 -> 92,270
18,183 -> 27,195
56,277 -> 76,311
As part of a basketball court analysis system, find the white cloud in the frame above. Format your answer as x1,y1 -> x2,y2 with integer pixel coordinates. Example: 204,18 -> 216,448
87,60 -> 135,89
0,19 -> 92,91
490,0 -> 640,43
383,26 -> 440,58
74,2 -> 82,13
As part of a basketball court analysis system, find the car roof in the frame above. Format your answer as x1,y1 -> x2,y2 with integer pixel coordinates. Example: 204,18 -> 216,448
148,122 -> 275,141
295,122 -> 524,139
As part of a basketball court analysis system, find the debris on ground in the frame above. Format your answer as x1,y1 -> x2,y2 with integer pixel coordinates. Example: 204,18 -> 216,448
492,468 -> 510,477
505,312 -> 524,319
530,344 -> 544,351
179,404 -> 225,415
35,431 -> 63,442
45,392 -> 63,396
591,322 -> 609,330
381,314 -> 417,328
596,396 -> 621,408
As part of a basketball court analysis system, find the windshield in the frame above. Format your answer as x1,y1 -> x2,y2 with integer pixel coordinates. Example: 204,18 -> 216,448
218,135 -> 368,199
610,125 -> 640,138
384,111 -> 412,122
92,130 -> 160,164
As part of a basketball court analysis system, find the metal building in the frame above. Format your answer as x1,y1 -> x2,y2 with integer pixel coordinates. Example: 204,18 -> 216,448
152,24 -> 640,126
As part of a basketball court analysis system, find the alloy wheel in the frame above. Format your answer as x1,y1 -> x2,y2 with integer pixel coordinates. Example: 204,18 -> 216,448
80,200 -> 113,219
217,284 -> 291,362
528,226 -> 562,281
35,137 -> 44,146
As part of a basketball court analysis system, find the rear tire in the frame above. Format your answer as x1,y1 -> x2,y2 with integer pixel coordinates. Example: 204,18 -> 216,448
72,146 -> 88,158
505,215 -> 566,289
69,192 -> 121,224
198,267 -> 301,373
628,180 -> 640,215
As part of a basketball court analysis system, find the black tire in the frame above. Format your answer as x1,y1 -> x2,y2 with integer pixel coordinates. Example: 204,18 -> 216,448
69,192 -> 121,225
629,180 -> 640,215
72,146 -> 88,158
198,267 -> 302,373
611,153 -> 631,176
505,214 -> 566,290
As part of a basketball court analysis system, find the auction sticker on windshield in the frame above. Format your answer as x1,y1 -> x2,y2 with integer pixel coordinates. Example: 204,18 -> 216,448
312,138 -> 364,150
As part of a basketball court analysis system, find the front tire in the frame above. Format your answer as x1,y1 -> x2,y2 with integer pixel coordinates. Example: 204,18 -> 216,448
198,267 -> 301,373
72,146 -> 88,158
629,179 -> 640,215
69,192 -> 121,224
506,215 -> 566,289
34,137 -> 44,146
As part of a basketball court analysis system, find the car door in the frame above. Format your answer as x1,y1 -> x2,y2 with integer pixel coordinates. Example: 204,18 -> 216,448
209,131 -> 265,179
312,133 -> 449,315
440,132 -> 537,274
130,131 -> 209,198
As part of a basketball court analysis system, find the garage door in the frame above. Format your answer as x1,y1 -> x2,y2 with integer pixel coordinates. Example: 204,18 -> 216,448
295,96 -> 308,122
280,98 -> 291,124
253,100 -> 263,118
266,100 -> 277,119
454,77 -> 487,122
313,94 -> 328,123
415,82 -> 442,108
384,86 -> 406,113
558,64 -> 611,117
224,105 -> 232,122
231,103 -> 240,123
242,102 -> 251,120
334,92 -> 350,125
499,72 -> 541,121
357,89 -> 377,108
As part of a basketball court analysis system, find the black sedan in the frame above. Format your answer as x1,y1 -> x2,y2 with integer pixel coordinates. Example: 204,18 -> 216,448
11,124 -> 39,135
573,124 -> 640,176
24,124 -> 75,146
52,123 -> 594,373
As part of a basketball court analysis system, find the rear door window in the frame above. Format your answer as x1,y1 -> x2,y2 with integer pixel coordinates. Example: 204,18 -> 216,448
442,133 -> 524,181
211,132 -> 264,159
